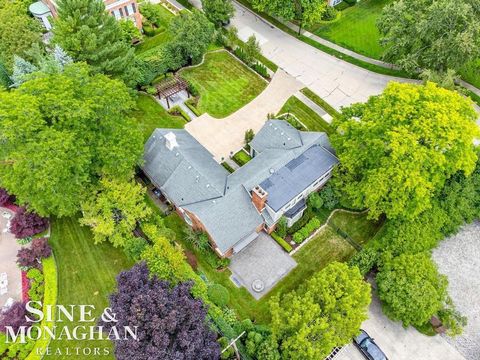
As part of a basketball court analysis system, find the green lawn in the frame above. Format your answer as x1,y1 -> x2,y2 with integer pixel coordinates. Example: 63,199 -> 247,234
131,93 -> 186,140
46,217 -> 134,360
300,88 -> 341,120
180,51 -> 267,118
328,210 -> 383,246
232,150 -> 252,166
135,5 -> 175,55
278,96 -> 332,134
311,0 -> 393,59
163,210 -> 365,324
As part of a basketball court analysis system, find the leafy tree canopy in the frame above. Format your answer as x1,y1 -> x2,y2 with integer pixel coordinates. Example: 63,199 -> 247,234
251,0 -> 326,33
0,0 -> 42,70
0,63 -> 142,216
53,0 -> 136,84
270,262 -> 370,359
167,10 -> 215,64
103,262 -> 221,359
377,0 -> 480,74
377,253 -> 448,327
331,82 -> 479,220
202,0 -> 235,27
80,177 -> 151,248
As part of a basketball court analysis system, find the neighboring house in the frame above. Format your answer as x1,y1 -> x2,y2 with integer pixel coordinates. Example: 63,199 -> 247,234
143,120 -> 339,257
328,0 -> 343,6
29,0 -> 142,30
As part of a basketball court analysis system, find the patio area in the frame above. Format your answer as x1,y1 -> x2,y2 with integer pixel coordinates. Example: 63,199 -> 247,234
0,207 -> 22,308
229,232 -> 297,300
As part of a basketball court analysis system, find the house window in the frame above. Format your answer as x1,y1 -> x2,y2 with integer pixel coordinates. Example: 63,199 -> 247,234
131,2 -> 136,13
119,7 -> 124,17
124,5 -> 129,16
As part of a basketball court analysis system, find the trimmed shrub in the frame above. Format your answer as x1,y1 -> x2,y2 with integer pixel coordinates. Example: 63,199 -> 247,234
348,247 -> 379,275
16,238 -> 52,270
27,268 -> 44,303
276,217 -> 288,238
287,207 -> 314,235
292,217 -> 321,244
271,232 -> 292,252
208,284 -> 230,307
124,236 -> 148,261
185,97 -> 201,116
10,208 -> 48,239
168,105 -> 191,122
322,6 -> 338,21
187,81 -> 199,97
319,184 -> 339,210
252,63 -> 268,78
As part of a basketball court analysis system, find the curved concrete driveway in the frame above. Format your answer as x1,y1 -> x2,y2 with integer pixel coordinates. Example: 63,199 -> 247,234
231,2 -> 417,111
185,69 -> 303,161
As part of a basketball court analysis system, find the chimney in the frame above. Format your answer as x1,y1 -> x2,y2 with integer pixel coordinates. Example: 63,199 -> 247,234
251,186 -> 268,212
164,132 -> 178,151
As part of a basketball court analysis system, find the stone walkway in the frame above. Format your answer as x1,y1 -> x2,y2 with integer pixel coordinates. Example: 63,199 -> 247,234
185,69 -> 302,161
0,207 -> 22,307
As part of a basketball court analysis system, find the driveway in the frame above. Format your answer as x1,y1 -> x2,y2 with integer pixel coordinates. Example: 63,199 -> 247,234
433,222 -> 480,360
230,2 -> 417,111
0,207 -> 22,307
229,232 -> 297,299
335,295 -> 465,360
185,69 -> 302,161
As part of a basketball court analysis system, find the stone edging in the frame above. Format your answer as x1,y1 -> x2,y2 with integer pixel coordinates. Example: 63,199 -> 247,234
290,208 -> 369,255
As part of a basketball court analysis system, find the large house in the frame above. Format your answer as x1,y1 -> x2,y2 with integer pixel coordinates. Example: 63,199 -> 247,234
143,120 -> 339,257
29,0 -> 142,31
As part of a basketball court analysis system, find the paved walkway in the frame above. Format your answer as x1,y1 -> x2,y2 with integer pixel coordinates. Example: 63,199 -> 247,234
0,207 -> 22,307
293,91 -> 333,123
229,232 -> 297,299
185,69 -> 302,161
336,295 -> 465,360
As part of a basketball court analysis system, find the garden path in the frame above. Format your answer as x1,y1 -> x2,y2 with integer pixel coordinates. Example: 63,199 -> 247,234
185,69 -> 302,161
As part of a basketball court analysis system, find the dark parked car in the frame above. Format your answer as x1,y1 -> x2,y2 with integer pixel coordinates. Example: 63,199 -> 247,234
353,329 -> 388,360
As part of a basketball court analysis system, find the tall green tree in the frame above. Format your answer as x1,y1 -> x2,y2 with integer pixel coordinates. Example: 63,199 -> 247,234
270,262 -> 370,360
377,253 -> 448,327
251,0 -> 326,34
0,0 -> 42,70
377,0 -> 480,75
0,63 -> 142,216
53,0 -> 136,83
167,10 -> 215,65
331,82 -> 479,220
80,177 -> 151,247
202,0 -> 235,27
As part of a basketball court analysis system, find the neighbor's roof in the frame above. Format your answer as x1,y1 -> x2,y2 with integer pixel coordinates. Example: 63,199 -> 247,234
143,120 -> 337,254
29,1 -> 51,15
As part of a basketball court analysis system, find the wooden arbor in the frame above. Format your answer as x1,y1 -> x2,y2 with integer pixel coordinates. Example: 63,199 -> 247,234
155,76 -> 190,109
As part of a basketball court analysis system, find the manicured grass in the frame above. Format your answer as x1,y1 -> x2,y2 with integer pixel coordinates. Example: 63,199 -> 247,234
135,5 -> 175,55
311,0 -> 393,59
301,88 -> 341,119
45,217 -> 134,360
180,51 -> 267,118
131,93 -> 186,140
232,150 -> 252,166
278,96 -> 333,134
460,59 -> 480,89
328,211 -> 383,246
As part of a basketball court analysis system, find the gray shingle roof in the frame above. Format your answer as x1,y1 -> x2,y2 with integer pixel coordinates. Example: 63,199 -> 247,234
142,120 -> 338,254
260,145 -> 338,211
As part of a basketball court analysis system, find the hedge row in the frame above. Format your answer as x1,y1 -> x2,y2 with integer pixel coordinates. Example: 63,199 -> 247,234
292,217 -> 321,244
271,232 -> 293,252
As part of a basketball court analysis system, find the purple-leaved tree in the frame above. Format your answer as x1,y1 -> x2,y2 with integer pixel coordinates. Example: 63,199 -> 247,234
0,188 -> 14,206
0,302 -> 31,333
102,262 -> 221,360
10,207 -> 48,239
17,238 -> 52,269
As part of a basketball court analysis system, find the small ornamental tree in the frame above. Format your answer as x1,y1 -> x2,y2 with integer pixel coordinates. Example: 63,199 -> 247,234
16,238 -> 52,269
0,302 -> 31,333
102,262 -> 221,359
0,188 -> 14,206
377,252 -> 448,327
202,0 -> 235,27
10,208 -> 48,239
